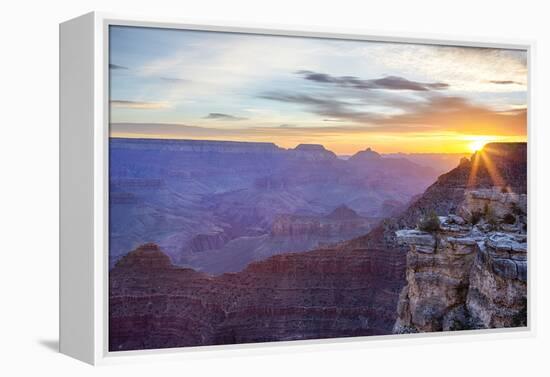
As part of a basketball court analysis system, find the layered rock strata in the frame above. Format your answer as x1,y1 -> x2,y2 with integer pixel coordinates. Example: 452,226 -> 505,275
109,243 -> 406,351
393,188 -> 527,333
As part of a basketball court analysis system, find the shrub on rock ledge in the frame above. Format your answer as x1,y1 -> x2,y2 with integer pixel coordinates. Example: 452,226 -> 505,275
418,210 -> 441,233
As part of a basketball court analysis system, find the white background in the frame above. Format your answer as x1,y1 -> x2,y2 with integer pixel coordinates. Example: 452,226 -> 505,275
1,0 -> 548,375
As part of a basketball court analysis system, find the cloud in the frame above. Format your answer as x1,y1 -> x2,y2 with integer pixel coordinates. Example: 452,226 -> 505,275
260,93 -> 350,107
296,70 -> 449,91
109,122 -> 416,140
369,44 -> 527,92
378,95 -> 527,136
160,77 -> 189,84
260,89 -> 526,136
203,113 -> 248,121
372,76 -> 448,90
260,92 -> 383,123
111,122 -> 236,138
109,64 -> 128,70
110,100 -> 169,109
488,80 -> 523,85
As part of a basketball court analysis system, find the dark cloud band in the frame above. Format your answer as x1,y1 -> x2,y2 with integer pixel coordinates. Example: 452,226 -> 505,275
296,70 -> 449,91
488,80 -> 522,85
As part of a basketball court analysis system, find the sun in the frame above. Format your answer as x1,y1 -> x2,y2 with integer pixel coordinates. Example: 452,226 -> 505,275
468,139 -> 488,153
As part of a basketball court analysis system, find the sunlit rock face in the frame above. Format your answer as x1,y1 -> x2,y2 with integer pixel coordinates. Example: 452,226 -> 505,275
458,188 -> 527,231
394,220 -> 480,333
467,232 -> 527,328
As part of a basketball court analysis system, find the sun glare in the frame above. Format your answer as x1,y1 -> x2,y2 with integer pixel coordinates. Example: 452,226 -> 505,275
469,139 -> 488,153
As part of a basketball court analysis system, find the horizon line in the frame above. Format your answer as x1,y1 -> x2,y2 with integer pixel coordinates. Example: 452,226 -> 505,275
109,135 -> 525,156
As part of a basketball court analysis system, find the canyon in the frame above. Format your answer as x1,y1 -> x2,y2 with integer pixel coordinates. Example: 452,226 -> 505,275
109,138 -> 440,273
109,142 -> 527,351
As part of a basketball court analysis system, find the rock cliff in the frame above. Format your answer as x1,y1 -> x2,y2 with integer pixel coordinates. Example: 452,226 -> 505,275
393,184 -> 527,333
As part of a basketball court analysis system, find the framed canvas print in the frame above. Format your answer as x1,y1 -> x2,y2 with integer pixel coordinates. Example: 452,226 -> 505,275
60,12 -> 533,365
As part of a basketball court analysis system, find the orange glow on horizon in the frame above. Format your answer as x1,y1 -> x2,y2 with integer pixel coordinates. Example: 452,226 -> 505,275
110,130 -> 526,155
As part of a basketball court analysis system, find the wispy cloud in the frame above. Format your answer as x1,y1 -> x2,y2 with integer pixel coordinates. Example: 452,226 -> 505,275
111,100 -> 170,110
109,63 -> 128,70
260,92 -> 383,123
203,113 -> 248,121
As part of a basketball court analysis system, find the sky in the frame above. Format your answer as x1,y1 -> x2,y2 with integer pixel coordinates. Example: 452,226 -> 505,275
109,25 -> 527,154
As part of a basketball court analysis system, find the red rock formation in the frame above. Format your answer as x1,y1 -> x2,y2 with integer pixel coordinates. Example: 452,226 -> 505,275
109,244 -> 405,351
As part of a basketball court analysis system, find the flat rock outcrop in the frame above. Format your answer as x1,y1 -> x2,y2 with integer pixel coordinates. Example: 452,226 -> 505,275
290,144 -> 337,161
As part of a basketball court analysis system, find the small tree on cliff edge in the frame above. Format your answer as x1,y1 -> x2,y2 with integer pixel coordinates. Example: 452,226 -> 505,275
418,210 -> 441,233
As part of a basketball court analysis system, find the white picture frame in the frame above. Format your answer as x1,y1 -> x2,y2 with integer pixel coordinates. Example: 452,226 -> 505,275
60,11 -> 535,365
